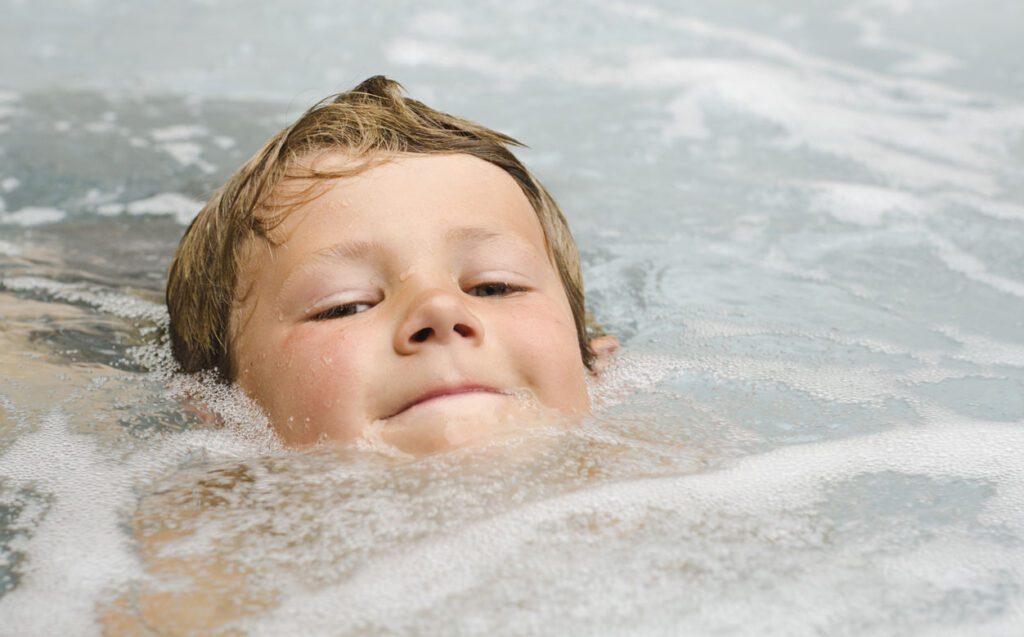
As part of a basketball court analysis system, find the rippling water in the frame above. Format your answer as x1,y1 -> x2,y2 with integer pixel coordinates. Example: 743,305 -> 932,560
1,1 -> 1023,635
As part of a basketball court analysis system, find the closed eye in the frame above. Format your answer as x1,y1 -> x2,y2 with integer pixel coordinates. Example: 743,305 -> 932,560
467,282 -> 526,297
311,302 -> 374,321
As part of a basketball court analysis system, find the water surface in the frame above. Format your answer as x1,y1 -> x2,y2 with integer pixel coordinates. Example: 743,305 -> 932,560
1,1 -> 1023,635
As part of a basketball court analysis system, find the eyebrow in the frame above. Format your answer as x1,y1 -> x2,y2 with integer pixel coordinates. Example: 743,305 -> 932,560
310,239 -> 387,264
277,226 -> 536,303
444,226 -> 506,245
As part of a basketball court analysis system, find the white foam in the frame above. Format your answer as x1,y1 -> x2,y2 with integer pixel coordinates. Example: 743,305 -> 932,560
838,3 -> 961,78
386,39 -> 529,82
0,207 -> 66,227
665,91 -> 711,139
924,230 -> 1024,299
805,180 -> 928,227
590,351 -> 688,409
0,411 -> 141,637
155,143 -> 216,174
164,370 -> 282,454
124,192 -> 203,225
149,124 -> 209,142
597,32 -> 996,189
935,325 -> 1024,368
409,10 -> 462,37
95,203 -> 125,216
212,135 -> 236,149
0,177 -> 18,192
0,276 -> 167,324
939,191 -> 1024,222
83,120 -> 117,134
891,50 -> 960,76
0,239 -> 21,256
593,4 -> 1020,195
246,420 -> 1024,635
0,400 -> 281,635
161,141 -> 202,165
0,91 -> 19,120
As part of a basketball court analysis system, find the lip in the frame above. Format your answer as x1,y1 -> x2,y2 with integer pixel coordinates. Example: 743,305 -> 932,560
386,384 -> 506,419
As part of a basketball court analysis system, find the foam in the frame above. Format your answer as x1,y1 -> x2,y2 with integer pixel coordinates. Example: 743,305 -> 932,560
1,3 -> 1022,632
839,3 -> 961,77
603,325 -> 906,406
408,14 -> 1015,197
923,230 -> 1024,299
95,192 -> 204,225
212,135 -> 236,149
386,39 -> 530,82
0,276 -> 167,324
0,410 -> 141,636
0,207 -> 67,227
149,124 -> 209,142
939,191 -> 1024,222
83,120 -> 117,134
164,371 -> 282,455
161,142 -> 215,173
77,187 -> 124,210
0,400 -> 281,635
589,351 -> 688,409
0,240 -> 21,257
598,5 -> 1020,195
806,180 -> 928,227
0,91 -> 19,120
243,420 -> 1024,635
935,325 -> 1024,368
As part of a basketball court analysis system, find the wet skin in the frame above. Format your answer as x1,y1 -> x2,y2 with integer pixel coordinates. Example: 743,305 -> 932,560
231,153 -> 595,453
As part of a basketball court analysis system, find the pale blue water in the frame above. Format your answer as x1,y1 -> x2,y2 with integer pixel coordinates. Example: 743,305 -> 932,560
1,1 -> 1023,635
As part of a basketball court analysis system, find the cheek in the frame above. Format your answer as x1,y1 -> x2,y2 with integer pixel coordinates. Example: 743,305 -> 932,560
494,300 -> 588,410
242,325 -> 373,443
288,329 -> 360,405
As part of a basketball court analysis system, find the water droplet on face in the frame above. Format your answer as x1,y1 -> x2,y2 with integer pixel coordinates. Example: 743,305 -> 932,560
398,267 -> 415,282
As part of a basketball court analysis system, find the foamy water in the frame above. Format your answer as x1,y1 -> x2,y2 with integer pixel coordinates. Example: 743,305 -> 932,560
1,1 -> 1023,635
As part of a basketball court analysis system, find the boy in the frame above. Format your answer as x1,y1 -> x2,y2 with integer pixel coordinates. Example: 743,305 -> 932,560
166,76 -> 616,454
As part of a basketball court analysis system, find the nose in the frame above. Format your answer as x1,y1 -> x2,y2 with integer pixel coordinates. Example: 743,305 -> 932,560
394,288 -> 484,355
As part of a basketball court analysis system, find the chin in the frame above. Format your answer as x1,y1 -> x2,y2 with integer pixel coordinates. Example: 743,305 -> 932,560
368,392 -> 543,455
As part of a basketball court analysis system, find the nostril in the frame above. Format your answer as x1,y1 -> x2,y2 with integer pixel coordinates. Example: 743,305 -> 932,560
453,323 -> 473,337
412,327 -> 433,343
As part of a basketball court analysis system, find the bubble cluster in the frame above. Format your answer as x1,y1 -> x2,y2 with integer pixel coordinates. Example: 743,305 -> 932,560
1,0 -> 1023,634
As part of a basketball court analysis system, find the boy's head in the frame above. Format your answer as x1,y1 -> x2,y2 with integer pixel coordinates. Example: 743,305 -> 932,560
166,76 -> 614,450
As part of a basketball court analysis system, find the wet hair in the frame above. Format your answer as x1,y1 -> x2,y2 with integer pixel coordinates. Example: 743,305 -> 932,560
166,75 -> 598,379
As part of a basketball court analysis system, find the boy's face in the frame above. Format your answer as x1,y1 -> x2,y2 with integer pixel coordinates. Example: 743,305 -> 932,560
231,153 -> 590,452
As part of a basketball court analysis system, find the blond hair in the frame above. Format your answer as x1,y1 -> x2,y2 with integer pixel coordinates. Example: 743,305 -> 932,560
166,75 -> 596,378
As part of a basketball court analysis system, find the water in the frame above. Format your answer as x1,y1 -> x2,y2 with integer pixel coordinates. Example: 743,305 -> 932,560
2,0 -> 1023,635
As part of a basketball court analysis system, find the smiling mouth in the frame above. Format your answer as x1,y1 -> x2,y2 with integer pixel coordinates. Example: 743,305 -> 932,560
386,385 -> 507,419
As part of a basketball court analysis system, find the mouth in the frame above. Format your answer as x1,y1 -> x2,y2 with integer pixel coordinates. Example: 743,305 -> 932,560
385,385 -> 507,419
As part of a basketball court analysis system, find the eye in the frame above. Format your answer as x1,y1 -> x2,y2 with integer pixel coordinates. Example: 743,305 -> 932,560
467,282 -> 525,297
310,302 -> 373,321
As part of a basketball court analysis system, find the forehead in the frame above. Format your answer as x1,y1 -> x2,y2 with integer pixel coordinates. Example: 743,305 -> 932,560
270,152 -> 542,240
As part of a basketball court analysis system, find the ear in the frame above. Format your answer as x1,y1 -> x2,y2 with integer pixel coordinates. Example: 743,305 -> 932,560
588,335 -> 620,376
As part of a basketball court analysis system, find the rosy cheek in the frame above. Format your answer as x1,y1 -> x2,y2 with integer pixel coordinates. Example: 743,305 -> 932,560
492,299 -> 587,408
280,325 -> 366,432
513,300 -> 578,349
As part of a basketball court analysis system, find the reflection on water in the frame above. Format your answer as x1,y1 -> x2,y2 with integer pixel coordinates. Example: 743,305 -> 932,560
2,0 -> 1024,634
